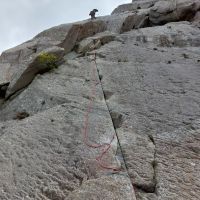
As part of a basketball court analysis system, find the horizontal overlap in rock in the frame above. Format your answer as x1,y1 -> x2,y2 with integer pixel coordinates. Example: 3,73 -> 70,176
6,46 -> 65,98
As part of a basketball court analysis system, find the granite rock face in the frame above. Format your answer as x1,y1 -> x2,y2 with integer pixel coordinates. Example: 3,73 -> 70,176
149,0 -> 200,25
6,46 -> 65,98
112,0 -> 158,14
0,0 -> 200,199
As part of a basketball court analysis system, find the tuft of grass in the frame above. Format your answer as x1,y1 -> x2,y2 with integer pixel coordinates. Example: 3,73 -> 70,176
37,52 -> 59,69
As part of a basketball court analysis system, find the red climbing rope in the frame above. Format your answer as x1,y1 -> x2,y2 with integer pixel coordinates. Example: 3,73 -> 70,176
82,52 -> 121,172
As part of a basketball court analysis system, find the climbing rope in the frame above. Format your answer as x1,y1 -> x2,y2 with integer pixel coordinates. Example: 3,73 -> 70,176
82,52 -> 121,171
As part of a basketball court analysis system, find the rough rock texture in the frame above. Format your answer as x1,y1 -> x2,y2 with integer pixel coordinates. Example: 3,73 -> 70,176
149,0 -> 200,25
192,11 -> 200,27
0,12 -> 151,100
0,56 -> 132,199
125,21 -> 200,47
112,0 -> 158,14
67,175 -> 136,200
154,123 -> 200,200
0,63 -> 10,87
0,0 -> 200,199
6,46 -> 65,98
75,31 -> 116,54
93,21 -> 200,199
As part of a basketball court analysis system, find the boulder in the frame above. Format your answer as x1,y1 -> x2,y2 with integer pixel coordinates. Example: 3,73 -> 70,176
76,31 -> 116,54
101,11 -> 150,34
67,175 -> 136,200
112,0 -> 158,15
192,11 -> 200,27
35,21 -> 107,54
120,12 -> 149,32
34,23 -> 73,43
149,0 -> 200,25
112,3 -> 138,15
61,21 -> 107,53
123,22 -> 200,47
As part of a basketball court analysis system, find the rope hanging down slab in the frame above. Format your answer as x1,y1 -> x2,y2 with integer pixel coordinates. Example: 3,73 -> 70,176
82,52 -> 121,171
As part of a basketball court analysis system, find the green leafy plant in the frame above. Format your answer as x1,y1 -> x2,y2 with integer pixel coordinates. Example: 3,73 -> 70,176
37,52 -> 59,69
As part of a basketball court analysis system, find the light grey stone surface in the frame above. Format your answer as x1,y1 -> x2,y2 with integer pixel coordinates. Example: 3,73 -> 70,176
0,1 -> 200,199
0,57 -> 133,198
149,0 -> 200,25
0,103 -> 122,199
154,122 -> 200,200
0,12 -> 149,100
6,46 -> 65,98
0,63 -> 10,86
0,54 -> 135,199
112,0 -> 158,15
92,21 -> 200,199
67,175 -> 136,200
76,31 -> 116,54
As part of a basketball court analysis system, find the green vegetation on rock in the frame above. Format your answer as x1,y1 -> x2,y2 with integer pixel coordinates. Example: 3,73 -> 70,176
37,52 -> 59,69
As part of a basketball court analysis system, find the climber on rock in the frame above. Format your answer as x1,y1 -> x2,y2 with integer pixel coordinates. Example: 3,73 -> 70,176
89,9 -> 98,20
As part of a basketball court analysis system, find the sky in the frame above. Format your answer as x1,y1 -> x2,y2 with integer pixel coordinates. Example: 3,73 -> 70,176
0,0 -> 130,54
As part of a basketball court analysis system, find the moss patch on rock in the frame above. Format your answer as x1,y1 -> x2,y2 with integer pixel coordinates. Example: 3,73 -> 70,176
37,52 -> 59,69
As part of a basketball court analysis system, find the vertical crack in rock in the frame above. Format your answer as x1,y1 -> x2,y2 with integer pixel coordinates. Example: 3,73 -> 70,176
94,56 -> 160,199
110,111 -> 124,129
132,135 -> 158,199
0,83 -> 9,98
148,135 -> 157,194
94,57 -> 137,199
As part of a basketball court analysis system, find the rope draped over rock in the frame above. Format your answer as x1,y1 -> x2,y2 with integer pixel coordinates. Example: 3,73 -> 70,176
82,52 -> 121,172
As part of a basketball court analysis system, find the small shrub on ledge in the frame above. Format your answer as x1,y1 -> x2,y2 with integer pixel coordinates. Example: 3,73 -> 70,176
37,52 -> 59,69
